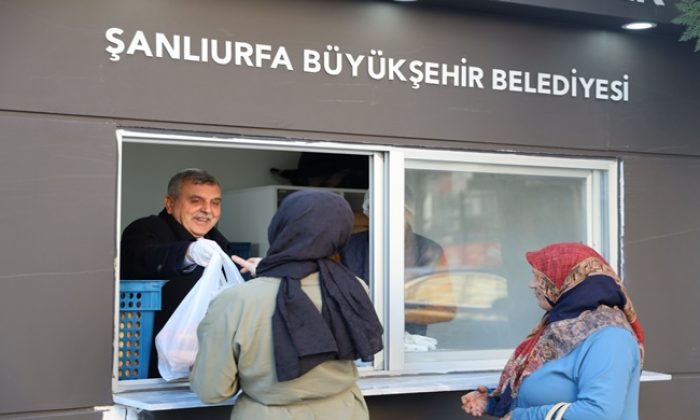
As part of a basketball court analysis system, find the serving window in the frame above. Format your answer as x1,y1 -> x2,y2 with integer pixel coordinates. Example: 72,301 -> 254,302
114,130 -> 619,396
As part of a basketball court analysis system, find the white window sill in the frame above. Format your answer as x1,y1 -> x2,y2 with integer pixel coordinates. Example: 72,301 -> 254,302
113,370 -> 671,411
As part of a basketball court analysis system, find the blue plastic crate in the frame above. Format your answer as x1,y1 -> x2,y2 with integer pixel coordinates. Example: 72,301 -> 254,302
118,280 -> 167,380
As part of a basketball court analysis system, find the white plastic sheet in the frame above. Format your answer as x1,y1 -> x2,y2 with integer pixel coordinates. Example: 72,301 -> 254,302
155,248 -> 244,381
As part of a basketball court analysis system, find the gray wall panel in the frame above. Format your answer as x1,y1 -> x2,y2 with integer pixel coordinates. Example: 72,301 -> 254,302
639,375 -> 700,418
3,409 -> 107,420
138,406 -> 231,420
622,156 -> 700,375
0,0 -> 698,155
366,391 -> 476,420
0,114 -> 116,412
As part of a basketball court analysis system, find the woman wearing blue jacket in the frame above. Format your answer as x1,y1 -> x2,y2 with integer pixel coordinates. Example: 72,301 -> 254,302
461,242 -> 645,420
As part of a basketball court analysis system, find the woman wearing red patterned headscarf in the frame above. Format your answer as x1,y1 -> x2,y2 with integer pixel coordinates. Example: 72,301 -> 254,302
461,242 -> 644,420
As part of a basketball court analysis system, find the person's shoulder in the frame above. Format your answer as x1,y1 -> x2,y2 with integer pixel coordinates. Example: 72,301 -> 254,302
209,278 -> 279,311
575,325 -> 641,376
207,282 -> 247,309
122,213 -> 167,234
340,231 -> 368,256
349,230 -> 369,241
344,230 -> 369,248
413,233 -> 445,259
584,326 -> 639,355
222,277 -> 280,298
589,325 -> 636,340
204,226 -> 230,246
413,232 -> 442,247
124,213 -> 164,228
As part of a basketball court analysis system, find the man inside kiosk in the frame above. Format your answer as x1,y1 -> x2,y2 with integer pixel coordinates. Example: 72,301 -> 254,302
120,168 -> 233,378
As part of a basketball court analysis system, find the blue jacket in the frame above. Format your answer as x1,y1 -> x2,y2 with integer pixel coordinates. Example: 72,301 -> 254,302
508,326 -> 641,420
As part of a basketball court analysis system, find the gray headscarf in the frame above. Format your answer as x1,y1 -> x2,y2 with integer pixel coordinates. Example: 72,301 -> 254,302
255,190 -> 384,381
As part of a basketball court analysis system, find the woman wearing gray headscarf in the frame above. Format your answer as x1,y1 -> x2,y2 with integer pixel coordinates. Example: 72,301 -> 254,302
191,190 -> 383,420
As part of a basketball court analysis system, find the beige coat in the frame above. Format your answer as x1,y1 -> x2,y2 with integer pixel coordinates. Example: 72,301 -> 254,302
191,273 -> 369,420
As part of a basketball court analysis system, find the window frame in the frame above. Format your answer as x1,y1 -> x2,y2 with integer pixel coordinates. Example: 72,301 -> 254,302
389,149 -> 619,374
113,129 -> 619,391
114,129 -> 390,393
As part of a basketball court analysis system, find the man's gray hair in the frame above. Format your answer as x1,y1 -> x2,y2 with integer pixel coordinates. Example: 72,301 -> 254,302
167,168 -> 220,198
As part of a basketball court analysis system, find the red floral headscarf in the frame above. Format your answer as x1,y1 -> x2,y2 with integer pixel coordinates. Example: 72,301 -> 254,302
492,243 -> 644,414
527,242 -> 606,289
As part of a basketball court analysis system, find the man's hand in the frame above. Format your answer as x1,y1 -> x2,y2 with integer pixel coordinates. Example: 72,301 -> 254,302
461,385 -> 489,417
186,238 -> 221,267
231,255 -> 261,277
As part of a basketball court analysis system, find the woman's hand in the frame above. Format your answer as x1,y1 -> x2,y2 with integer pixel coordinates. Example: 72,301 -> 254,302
461,385 -> 489,416
501,412 -> 512,420
231,255 -> 261,277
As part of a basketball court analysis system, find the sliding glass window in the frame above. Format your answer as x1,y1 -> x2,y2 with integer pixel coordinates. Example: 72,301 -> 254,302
385,150 -> 618,373
115,130 -> 618,388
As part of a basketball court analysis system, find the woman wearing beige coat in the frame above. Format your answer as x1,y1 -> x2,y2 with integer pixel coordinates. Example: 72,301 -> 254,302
191,190 -> 384,419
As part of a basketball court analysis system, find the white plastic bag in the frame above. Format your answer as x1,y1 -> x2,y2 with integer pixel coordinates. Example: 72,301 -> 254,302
155,248 -> 244,381
403,332 -> 438,352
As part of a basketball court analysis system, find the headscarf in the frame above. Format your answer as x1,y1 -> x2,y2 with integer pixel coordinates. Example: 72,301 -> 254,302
491,242 -> 644,417
255,190 -> 384,381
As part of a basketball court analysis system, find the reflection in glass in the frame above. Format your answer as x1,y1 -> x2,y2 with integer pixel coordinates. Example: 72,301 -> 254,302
404,169 -> 588,358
